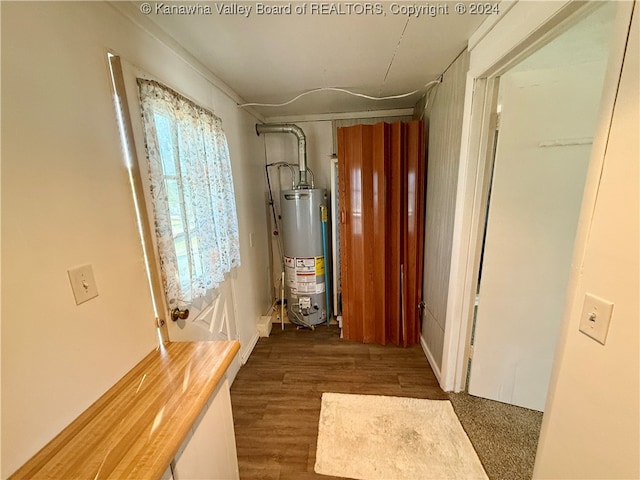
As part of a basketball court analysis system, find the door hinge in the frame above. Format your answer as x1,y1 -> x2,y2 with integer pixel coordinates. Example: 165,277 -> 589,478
468,345 -> 474,360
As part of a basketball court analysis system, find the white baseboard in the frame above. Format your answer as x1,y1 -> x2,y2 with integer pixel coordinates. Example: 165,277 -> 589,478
257,315 -> 273,337
240,331 -> 260,365
226,355 -> 241,385
420,335 -> 442,385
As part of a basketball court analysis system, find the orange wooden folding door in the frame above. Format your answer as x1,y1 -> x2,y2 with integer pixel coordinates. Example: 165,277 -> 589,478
337,121 -> 425,347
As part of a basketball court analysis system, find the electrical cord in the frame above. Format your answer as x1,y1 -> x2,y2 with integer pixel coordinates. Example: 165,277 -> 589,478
265,163 -> 288,269
265,163 -> 280,237
238,80 -> 441,108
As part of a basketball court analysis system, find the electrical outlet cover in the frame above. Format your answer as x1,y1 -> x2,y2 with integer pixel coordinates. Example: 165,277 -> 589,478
68,264 -> 99,305
579,293 -> 614,345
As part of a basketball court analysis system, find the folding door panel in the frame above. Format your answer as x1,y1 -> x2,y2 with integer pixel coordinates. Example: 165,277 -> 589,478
339,125 -> 378,343
338,121 -> 424,346
404,121 -> 426,346
372,124 -> 390,344
339,125 -> 382,342
387,122 -> 403,346
338,125 -> 364,341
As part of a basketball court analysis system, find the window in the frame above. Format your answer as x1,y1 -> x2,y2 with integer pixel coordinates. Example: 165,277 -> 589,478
137,79 -> 240,307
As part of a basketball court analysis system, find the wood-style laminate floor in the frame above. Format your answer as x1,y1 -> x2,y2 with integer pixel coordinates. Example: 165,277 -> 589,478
229,324 -> 448,480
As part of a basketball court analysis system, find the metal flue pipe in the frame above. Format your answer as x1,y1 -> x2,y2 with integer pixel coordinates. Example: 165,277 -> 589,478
256,123 -> 309,188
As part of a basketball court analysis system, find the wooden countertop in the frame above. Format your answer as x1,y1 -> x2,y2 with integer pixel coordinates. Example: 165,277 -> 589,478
10,341 -> 240,480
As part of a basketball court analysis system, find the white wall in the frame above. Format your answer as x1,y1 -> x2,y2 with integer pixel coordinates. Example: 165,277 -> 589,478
0,2 -> 269,476
534,8 -> 639,478
420,51 -> 469,376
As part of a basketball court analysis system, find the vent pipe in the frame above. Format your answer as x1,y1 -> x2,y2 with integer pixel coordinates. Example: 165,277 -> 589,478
256,123 -> 309,188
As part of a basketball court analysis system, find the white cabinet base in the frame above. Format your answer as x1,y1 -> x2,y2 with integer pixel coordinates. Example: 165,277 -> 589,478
172,378 -> 239,480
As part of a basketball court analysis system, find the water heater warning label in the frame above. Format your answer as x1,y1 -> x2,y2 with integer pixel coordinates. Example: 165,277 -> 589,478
285,256 -> 325,294
296,257 -> 315,272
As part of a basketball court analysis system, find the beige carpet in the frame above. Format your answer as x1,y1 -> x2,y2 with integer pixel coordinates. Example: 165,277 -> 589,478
314,393 -> 488,480
449,392 -> 543,480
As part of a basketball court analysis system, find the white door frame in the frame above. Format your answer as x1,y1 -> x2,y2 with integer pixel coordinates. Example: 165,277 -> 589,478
440,0 -> 636,392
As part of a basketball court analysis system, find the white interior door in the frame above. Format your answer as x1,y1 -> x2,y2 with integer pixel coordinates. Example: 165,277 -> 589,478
468,46 -> 611,411
166,278 -> 238,344
120,59 -> 241,380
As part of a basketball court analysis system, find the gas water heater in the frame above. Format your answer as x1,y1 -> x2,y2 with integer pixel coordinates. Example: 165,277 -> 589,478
257,122 -> 329,328
280,188 -> 327,326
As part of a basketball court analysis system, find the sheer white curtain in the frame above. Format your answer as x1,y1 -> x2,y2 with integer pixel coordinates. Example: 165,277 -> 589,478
137,79 -> 240,308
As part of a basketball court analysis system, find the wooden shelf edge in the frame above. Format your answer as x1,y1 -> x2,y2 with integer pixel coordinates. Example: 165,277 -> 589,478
10,340 -> 241,480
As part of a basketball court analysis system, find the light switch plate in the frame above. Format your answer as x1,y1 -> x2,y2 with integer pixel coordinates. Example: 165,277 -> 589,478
579,293 -> 614,345
68,264 -> 99,305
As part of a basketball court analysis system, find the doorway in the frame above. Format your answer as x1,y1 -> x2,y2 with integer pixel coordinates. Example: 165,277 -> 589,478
108,55 -> 242,382
465,3 -> 618,411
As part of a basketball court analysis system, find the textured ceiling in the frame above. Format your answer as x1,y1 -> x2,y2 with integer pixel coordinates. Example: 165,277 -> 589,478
127,1 -> 487,117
